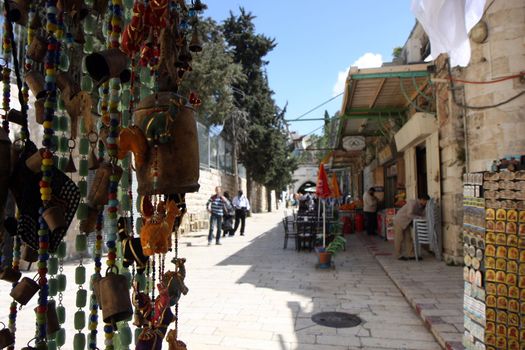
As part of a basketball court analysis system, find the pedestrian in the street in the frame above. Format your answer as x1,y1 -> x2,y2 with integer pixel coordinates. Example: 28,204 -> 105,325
232,190 -> 250,236
206,186 -> 228,245
363,187 -> 378,235
393,194 -> 430,260
222,192 -> 235,237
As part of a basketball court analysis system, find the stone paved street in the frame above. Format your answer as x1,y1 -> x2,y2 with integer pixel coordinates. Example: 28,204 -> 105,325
0,210 -> 443,350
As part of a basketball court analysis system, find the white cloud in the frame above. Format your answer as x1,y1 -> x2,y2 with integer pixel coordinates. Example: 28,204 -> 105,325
332,53 -> 384,96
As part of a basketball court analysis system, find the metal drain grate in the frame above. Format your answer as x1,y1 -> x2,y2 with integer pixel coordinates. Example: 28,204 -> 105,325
311,312 -> 362,328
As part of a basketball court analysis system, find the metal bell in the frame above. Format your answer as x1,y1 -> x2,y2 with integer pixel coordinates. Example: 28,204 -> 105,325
188,28 -> 202,53
98,267 -> 133,324
65,153 -> 77,173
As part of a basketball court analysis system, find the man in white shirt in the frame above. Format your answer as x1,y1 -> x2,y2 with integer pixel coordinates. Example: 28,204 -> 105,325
232,190 -> 251,236
363,187 -> 378,236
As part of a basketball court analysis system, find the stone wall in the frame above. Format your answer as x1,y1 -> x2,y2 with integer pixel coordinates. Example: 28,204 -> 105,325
461,0 -> 525,172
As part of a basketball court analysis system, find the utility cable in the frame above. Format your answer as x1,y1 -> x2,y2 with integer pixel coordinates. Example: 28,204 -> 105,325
288,92 -> 344,122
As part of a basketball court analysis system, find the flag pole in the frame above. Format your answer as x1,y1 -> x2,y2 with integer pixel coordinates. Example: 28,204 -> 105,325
323,199 -> 326,247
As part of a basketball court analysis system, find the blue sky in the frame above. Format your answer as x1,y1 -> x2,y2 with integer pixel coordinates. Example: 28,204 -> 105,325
206,0 -> 415,136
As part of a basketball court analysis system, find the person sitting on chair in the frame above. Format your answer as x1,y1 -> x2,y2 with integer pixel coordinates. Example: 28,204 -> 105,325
393,194 -> 430,260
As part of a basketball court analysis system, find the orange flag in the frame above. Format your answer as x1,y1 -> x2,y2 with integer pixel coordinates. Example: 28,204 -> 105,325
316,163 -> 331,198
330,173 -> 342,198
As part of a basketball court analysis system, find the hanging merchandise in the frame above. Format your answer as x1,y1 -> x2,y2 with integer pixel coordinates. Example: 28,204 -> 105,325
0,0 -> 207,348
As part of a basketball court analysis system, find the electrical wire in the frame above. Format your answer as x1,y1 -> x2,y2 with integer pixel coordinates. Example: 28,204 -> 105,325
288,92 -> 344,122
447,72 -> 524,85
447,59 -> 525,110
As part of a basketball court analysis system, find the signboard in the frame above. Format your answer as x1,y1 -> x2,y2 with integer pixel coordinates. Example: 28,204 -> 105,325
342,136 -> 366,151
378,144 -> 396,165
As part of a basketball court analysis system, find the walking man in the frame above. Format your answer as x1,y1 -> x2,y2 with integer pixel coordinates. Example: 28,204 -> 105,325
363,187 -> 378,235
206,186 -> 227,245
393,194 -> 430,260
232,190 -> 250,236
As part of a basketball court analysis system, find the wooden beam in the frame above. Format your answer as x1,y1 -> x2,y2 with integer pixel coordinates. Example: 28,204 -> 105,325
369,78 -> 386,109
405,79 -> 430,108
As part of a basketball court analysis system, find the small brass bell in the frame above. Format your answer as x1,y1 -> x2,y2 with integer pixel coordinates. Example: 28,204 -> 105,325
188,28 -> 203,53
88,149 -> 100,170
65,153 -> 77,173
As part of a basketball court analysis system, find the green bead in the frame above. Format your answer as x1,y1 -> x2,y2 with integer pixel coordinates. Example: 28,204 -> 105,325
119,326 -> 132,345
59,136 -> 69,153
83,35 -> 94,54
51,135 -> 59,152
59,53 -> 70,71
76,235 -> 88,253
120,171 -> 130,188
74,310 -> 86,330
60,116 -> 68,132
57,274 -> 67,292
75,265 -> 86,285
78,180 -> 88,197
53,115 -> 60,130
120,194 -> 131,212
58,157 -> 68,172
76,203 -> 88,221
84,15 -> 96,35
48,340 -> 57,350
48,329 -> 57,340
79,137 -> 90,155
56,328 -> 66,347
73,332 -> 86,350
57,242 -> 67,259
48,277 -> 58,297
121,89 -> 131,105
76,289 -> 87,308
81,75 -> 93,91
79,159 -> 89,177
121,156 -> 130,169
135,273 -> 146,292
57,305 -> 66,324
36,342 -> 48,350
57,98 -> 65,111
48,257 -> 59,275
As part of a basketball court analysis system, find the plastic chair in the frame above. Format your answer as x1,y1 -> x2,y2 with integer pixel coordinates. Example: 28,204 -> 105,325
413,218 -> 430,261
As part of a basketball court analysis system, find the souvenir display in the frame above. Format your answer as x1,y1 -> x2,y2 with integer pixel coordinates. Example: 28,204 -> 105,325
464,172 -> 525,350
0,0 -> 206,348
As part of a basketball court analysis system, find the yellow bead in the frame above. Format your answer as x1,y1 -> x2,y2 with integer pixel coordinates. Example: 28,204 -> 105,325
43,121 -> 52,129
42,159 -> 53,166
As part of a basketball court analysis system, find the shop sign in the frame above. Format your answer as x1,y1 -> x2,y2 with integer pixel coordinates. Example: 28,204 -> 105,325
342,136 -> 366,151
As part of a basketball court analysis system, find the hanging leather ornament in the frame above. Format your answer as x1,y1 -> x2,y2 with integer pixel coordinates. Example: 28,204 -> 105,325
188,28 -> 202,53
118,126 -> 148,168
86,162 -> 123,209
27,35 -> 48,63
140,200 -> 181,256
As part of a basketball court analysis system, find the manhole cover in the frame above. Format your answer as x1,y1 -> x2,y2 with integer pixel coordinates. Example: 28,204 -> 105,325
311,312 -> 362,328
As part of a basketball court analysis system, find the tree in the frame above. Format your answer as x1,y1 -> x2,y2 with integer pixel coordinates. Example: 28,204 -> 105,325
178,18 -> 245,125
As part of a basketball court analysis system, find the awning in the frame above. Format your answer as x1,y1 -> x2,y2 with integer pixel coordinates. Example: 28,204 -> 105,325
331,63 -> 431,169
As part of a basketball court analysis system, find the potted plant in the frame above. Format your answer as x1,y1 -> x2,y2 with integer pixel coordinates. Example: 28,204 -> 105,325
317,235 -> 346,269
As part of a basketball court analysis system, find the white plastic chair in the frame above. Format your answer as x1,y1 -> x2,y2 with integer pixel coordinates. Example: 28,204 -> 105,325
413,218 -> 430,261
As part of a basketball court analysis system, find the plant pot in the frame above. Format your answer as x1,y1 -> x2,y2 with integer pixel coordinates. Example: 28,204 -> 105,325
318,252 -> 332,269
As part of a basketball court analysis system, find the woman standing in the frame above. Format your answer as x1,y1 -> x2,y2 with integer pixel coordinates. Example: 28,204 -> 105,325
222,192 -> 235,237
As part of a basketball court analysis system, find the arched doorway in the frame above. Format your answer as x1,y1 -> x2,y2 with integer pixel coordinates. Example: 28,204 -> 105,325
297,181 -> 316,194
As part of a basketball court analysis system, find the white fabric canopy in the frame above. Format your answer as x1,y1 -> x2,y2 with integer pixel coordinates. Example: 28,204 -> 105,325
411,0 -> 487,67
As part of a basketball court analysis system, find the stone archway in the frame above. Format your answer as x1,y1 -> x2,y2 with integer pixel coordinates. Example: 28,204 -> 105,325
297,181 -> 316,194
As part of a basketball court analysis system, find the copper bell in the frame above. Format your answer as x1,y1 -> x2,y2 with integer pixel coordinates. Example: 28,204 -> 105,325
97,267 -> 133,324
10,276 -> 40,305
85,48 -> 131,86
27,36 -> 48,63
0,323 -> 14,349
188,28 -> 203,53
42,206 -> 67,233
21,244 -> 39,263
6,109 -> 26,126
65,153 -> 77,173
25,71 -> 47,100
0,266 -> 21,283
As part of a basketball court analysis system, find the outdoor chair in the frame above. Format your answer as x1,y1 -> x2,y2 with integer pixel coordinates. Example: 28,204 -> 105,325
413,218 -> 430,261
282,217 -> 297,249
296,221 -> 315,251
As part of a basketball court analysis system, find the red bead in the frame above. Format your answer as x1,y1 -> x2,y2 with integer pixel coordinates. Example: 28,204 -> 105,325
42,150 -> 53,158
39,181 -> 50,187
108,207 -> 118,213
38,277 -> 48,286
108,193 -> 117,200
36,306 -> 47,314
107,252 -> 117,260
38,268 -> 48,275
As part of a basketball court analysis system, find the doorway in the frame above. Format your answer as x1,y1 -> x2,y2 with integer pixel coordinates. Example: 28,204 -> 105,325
416,145 -> 428,197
